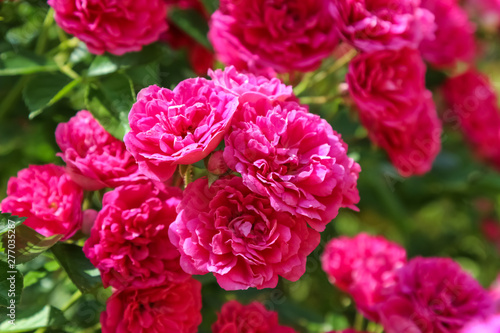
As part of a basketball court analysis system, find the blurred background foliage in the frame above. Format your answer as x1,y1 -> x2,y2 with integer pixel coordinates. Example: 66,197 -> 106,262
1,0 -> 500,332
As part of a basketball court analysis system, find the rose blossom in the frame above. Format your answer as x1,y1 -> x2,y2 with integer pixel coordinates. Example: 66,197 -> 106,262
101,278 -> 202,333
489,274 -> 500,312
124,79 -> 239,182
212,300 -> 297,333
83,181 -> 188,289
48,0 -> 168,55
329,0 -> 436,52
419,0 -> 476,68
1,164 -> 83,240
56,110 -> 144,191
378,257 -> 494,333
464,0 -> 500,29
168,176 -> 320,290
347,49 -> 442,176
321,233 -> 407,321
208,66 -> 295,103
224,99 -> 361,232
442,70 -> 500,170
462,315 -> 500,333
208,0 -> 338,75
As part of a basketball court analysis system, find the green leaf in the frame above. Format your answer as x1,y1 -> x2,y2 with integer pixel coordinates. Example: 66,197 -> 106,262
199,0 -> 219,14
0,261 -> 23,307
22,270 -> 47,288
85,73 -> 135,140
1,225 -> 63,265
51,243 -> 102,293
0,305 -> 66,332
0,213 -> 26,236
0,51 -> 58,76
22,72 -> 77,119
168,8 -> 212,50
87,44 -> 165,77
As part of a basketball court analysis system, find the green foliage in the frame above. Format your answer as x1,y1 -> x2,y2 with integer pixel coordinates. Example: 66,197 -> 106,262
0,261 -> 23,307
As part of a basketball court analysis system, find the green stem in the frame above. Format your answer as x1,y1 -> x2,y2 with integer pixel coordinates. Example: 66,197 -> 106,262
310,48 -> 358,85
354,312 -> 365,331
60,289 -> 82,312
0,76 -> 31,119
35,8 -> 55,55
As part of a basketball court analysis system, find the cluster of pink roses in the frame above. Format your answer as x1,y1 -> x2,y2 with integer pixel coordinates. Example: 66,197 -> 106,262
321,234 -> 497,332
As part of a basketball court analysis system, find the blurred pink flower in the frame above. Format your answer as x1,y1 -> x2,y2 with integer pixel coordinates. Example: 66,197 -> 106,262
321,233 -> 407,321
101,278 -> 202,333
442,70 -> 500,170
461,315 -> 500,333
347,48 -> 442,176
208,0 -> 338,75
48,0 -> 168,55
419,0 -> 476,68
329,0 -> 436,52
378,257 -> 494,333
124,79 -> 239,182
1,164 -> 83,240
212,300 -> 297,333
83,181 -> 188,289
56,110 -> 144,191
169,176 -> 320,290
224,99 -> 361,232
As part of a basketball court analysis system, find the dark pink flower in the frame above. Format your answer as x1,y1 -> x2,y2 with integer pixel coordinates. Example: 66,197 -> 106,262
83,181 -> 188,289
124,79 -> 239,182
48,0 -> 168,55
489,274 -> 500,312
321,233 -> 407,321
464,0 -> 500,29
101,278 -> 202,333
169,176 -> 320,290
1,164 -> 83,240
212,300 -> 297,333
378,257 -> 494,333
208,66 -> 295,103
462,315 -> 500,333
419,0 -> 476,68
208,0 -> 338,75
442,70 -> 500,170
206,151 -> 229,175
224,99 -> 360,232
347,49 -> 442,176
56,110 -> 144,191
329,0 -> 436,52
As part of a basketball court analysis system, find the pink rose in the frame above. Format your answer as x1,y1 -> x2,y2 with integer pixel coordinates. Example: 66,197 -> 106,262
208,66 -> 295,103
442,70 -> 500,171
489,274 -> 500,312
462,315 -> 500,333
224,99 -> 361,232
347,49 -> 442,176
101,278 -> 202,333
321,233 -> 407,321
208,0 -> 338,75
212,300 -> 297,333
464,0 -> 500,29
1,164 -> 83,240
419,0 -> 476,68
48,0 -> 168,55
83,181 -> 188,289
56,111 -> 144,191
329,0 -> 436,52
169,176 -> 320,290
378,257 -> 494,333
124,79 -> 239,182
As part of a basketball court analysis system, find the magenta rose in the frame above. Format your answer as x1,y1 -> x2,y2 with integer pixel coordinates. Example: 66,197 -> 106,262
212,300 -> 297,333
208,0 -> 338,75
124,79 -> 239,182
224,99 -> 361,232
169,176 -> 320,290
1,164 -> 83,240
462,315 -> 500,333
329,0 -> 435,52
419,0 -> 476,68
48,0 -> 168,55
55,110 -> 144,191
321,233 -> 407,321
208,66 -> 295,103
347,49 -> 442,176
83,181 -> 188,289
378,257 -> 494,333
442,70 -> 500,171
101,278 -> 202,333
